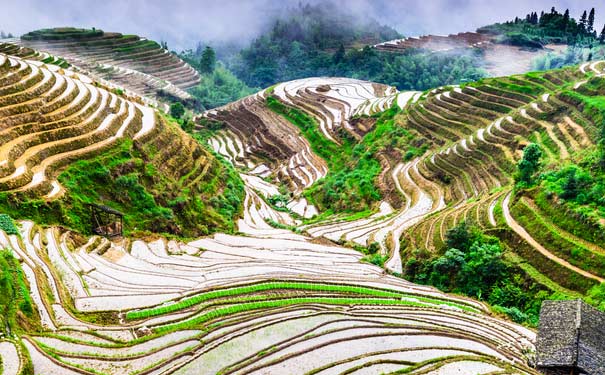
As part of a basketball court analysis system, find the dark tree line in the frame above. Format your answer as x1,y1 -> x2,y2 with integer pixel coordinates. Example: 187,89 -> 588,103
482,6 -> 605,47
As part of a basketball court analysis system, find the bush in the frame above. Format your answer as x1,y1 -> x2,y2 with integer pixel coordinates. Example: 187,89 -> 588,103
169,102 -> 185,119
0,214 -> 19,235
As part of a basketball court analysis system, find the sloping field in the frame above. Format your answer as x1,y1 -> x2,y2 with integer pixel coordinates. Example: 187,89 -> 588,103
11,28 -> 200,100
200,78 -> 417,218
374,32 -> 491,53
399,62 -> 605,298
0,211 -> 538,374
0,52 -> 153,197
3,29 -> 605,373
0,51 -> 243,236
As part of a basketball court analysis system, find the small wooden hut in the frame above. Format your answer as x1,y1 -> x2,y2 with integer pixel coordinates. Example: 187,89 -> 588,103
88,203 -> 123,238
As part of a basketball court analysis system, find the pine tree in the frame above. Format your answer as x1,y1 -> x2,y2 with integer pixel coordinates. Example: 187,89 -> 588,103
599,24 -> 605,44
563,9 -> 570,23
199,46 -> 216,74
588,8 -> 596,33
580,10 -> 588,32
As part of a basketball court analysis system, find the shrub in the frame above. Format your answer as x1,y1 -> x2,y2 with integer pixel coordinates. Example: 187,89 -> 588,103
0,214 -> 19,235
169,102 -> 185,119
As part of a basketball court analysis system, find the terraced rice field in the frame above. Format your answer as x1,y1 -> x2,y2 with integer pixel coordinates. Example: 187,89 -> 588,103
374,32 -> 491,53
399,63 -> 605,296
10,28 -> 200,101
2,37 -> 605,374
202,78 -> 414,219
0,212 -> 538,374
0,52 -> 155,198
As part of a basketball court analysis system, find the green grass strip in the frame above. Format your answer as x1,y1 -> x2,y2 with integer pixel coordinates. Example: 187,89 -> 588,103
154,296 -> 464,334
127,281 -> 478,320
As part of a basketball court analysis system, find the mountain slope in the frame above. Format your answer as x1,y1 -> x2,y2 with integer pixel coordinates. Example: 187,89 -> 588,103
0,51 -> 243,236
11,27 -> 200,101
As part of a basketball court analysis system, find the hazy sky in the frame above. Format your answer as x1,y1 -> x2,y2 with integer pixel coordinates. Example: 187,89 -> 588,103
2,0 -> 605,51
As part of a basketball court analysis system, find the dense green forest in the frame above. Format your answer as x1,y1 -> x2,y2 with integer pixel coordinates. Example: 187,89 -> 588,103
230,3 -> 485,89
179,2 -> 486,108
179,4 -> 605,110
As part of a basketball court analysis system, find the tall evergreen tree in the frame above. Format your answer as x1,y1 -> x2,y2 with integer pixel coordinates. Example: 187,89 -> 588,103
588,8 -> 596,33
199,46 -> 216,74
600,24 -> 605,44
563,9 -> 570,23
580,10 -> 588,32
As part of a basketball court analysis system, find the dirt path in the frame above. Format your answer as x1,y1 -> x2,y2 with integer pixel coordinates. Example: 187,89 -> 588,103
502,192 -> 604,283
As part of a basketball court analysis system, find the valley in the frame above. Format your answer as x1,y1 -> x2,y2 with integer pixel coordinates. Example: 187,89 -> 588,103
1,3 -> 605,375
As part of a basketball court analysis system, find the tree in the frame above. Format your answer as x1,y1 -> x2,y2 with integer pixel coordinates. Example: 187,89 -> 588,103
563,9 -> 570,25
588,8 -> 596,33
199,46 -> 216,74
160,41 -> 168,50
580,10 -> 588,32
516,143 -> 542,185
445,221 -> 473,253
333,43 -> 345,64
599,24 -> 605,44
458,242 -> 506,298
429,248 -> 466,290
194,42 -> 203,56
169,102 -> 185,119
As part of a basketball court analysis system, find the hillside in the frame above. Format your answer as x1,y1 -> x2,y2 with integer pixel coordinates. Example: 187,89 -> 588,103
10,28 -> 200,102
0,51 -> 243,237
198,60 -> 605,327
3,15 -> 605,375
227,3 -> 484,90
0,41 -> 545,374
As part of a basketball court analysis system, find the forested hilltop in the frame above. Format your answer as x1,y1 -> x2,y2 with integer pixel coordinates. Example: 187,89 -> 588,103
178,4 -> 605,112
179,2 -> 486,109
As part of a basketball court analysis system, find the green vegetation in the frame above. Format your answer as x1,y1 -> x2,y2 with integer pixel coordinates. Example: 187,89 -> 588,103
199,46 -> 216,74
127,280 -> 478,321
22,27 -> 104,41
230,3 -> 484,89
187,66 -> 257,110
267,98 -> 426,212
532,45 -> 605,71
515,143 -> 542,186
0,120 -> 244,237
478,7 -> 602,46
157,297 -> 458,333
0,249 -> 38,334
0,214 -> 19,236
169,102 -> 185,119
403,222 -> 580,325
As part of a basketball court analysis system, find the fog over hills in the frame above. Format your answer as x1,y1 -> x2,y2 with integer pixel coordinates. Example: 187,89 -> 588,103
2,0 -> 605,50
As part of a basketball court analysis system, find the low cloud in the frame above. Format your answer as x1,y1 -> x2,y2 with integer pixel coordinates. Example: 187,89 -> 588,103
1,0 -> 604,51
